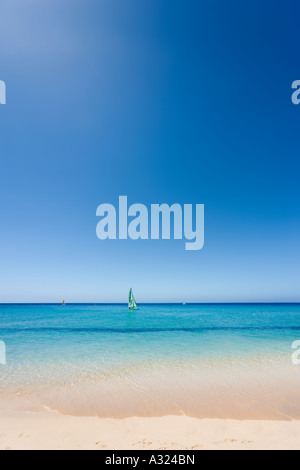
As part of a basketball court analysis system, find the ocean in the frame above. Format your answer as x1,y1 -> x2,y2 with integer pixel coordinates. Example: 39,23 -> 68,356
0,303 -> 300,419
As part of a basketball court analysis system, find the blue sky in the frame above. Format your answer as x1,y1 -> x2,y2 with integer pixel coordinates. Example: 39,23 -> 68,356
0,0 -> 299,302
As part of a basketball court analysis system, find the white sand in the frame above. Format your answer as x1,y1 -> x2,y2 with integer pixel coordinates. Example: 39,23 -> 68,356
0,411 -> 300,450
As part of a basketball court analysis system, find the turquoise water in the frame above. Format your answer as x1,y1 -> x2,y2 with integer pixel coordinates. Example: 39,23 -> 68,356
0,303 -> 300,418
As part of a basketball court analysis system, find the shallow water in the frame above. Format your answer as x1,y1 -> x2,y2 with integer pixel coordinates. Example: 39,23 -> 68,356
0,303 -> 300,419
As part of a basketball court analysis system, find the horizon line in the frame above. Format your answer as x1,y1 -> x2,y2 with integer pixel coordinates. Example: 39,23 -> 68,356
0,302 -> 299,305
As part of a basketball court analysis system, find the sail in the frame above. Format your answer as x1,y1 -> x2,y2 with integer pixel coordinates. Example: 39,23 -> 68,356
128,288 -> 137,309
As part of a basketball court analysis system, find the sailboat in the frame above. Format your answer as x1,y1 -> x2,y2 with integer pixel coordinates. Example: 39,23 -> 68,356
62,300 -> 66,306
128,288 -> 139,311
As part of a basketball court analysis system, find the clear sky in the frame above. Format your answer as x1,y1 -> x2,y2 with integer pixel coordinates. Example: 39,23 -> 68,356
0,0 -> 299,302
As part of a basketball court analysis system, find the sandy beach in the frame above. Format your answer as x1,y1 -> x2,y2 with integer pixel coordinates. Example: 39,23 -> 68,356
1,304 -> 300,450
0,411 -> 299,450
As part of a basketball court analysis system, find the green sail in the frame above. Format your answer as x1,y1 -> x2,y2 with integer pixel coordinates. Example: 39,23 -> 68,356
128,288 -> 137,309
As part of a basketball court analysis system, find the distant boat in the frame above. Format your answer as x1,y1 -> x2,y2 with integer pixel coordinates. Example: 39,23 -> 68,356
62,300 -> 66,306
128,288 -> 139,311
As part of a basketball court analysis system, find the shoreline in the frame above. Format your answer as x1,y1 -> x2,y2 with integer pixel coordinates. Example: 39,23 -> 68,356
1,357 -> 299,421
1,410 -> 300,450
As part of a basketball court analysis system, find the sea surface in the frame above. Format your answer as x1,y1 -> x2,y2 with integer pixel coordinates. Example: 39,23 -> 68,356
0,303 -> 300,419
